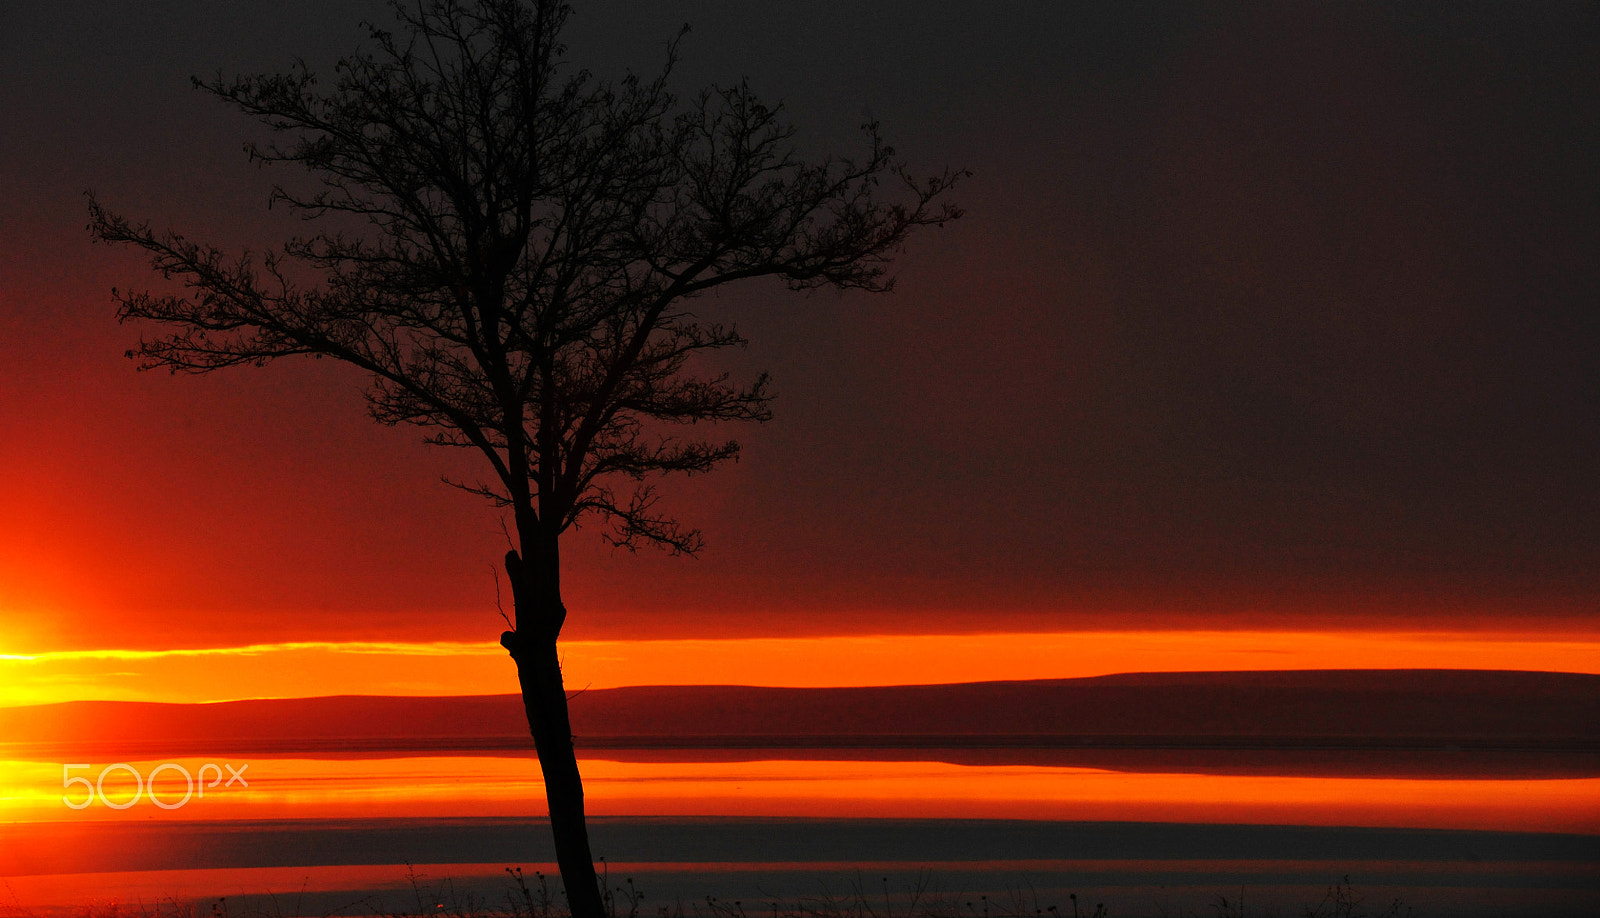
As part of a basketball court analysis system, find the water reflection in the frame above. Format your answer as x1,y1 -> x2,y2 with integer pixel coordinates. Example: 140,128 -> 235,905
4,755 -> 1597,832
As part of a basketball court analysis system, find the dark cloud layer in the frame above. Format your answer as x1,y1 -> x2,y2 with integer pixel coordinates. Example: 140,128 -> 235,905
2,2 -> 1596,646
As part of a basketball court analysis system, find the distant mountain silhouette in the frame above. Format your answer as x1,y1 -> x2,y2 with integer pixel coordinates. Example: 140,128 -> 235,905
3,670 -> 1595,777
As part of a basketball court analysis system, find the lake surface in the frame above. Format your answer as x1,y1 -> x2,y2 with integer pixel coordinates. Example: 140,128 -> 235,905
3,753 -> 1597,917
4,673 -> 1596,914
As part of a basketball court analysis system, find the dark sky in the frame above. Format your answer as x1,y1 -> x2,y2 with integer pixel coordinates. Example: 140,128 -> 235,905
2,2 -> 1597,649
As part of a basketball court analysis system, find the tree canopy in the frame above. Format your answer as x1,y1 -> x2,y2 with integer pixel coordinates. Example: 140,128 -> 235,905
92,0 -> 960,566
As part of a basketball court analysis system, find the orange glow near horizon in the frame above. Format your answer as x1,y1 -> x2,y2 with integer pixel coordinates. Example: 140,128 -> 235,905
0,630 -> 1596,706
2,756 -> 1597,834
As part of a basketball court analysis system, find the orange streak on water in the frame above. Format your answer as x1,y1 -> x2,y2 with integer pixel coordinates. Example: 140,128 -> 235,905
2,631 -> 1597,704
4,757 -> 1597,834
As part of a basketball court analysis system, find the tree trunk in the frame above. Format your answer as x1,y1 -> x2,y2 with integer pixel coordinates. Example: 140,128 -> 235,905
501,549 -> 606,918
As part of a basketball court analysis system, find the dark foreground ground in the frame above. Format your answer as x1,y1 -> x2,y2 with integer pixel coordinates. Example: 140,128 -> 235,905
3,817 -> 1597,918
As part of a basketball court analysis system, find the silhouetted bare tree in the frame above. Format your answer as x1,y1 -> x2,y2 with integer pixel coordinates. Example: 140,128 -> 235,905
89,1 -> 959,912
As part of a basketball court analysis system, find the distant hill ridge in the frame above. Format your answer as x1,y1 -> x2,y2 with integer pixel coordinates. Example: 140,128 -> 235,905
1,670 -> 1595,762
